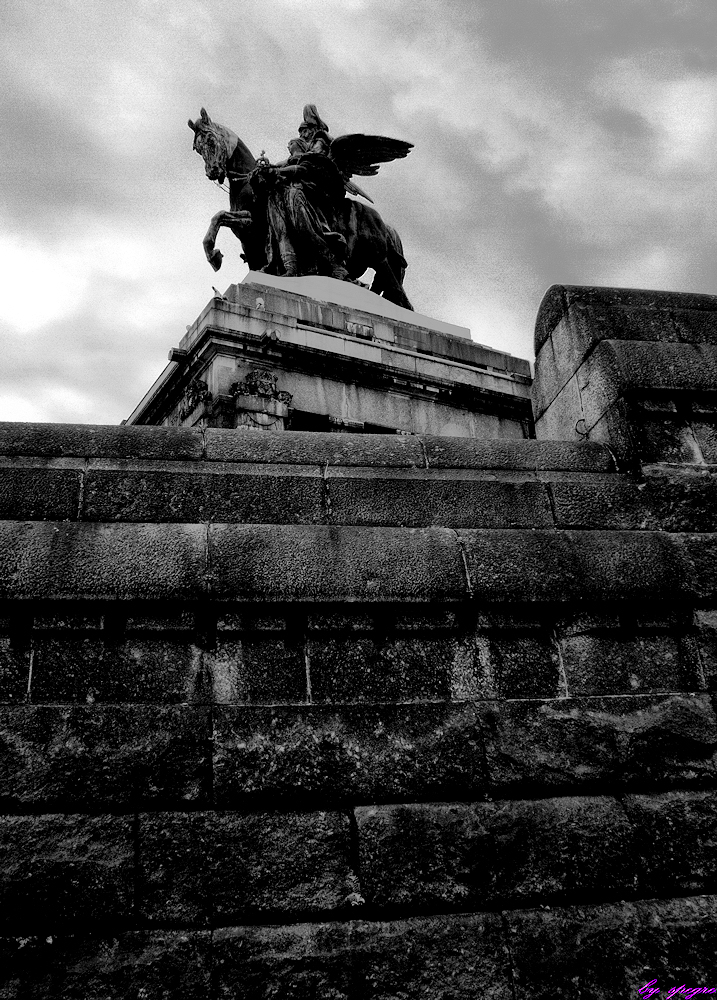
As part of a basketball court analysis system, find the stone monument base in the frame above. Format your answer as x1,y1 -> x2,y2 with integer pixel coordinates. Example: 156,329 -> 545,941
127,275 -> 533,438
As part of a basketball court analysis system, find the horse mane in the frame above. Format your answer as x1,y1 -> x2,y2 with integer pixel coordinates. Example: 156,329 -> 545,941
215,123 -> 256,176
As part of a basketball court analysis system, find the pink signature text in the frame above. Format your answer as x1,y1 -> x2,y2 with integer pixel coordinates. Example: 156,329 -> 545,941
639,983 -> 716,998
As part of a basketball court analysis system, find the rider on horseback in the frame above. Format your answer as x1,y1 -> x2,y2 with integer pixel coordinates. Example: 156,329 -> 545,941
252,133 -> 349,280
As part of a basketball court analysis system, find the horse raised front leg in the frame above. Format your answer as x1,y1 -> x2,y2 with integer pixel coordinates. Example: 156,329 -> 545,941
203,210 -> 252,271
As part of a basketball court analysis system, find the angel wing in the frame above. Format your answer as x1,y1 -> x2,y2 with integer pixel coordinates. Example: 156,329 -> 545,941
329,133 -> 413,179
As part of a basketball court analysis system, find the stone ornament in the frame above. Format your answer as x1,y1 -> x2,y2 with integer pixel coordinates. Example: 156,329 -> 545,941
189,105 -> 414,310
231,369 -> 292,431
178,378 -> 212,421
231,369 -> 292,405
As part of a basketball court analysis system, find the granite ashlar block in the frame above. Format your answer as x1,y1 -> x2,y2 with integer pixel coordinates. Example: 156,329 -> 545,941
623,790 -> 717,895
83,465 -> 325,523
482,694 -> 717,795
422,436 -> 614,472
479,698 -> 620,795
213,912 -> 513,1000
508,895 -> 717,999
138,810 -> 353,923
325,471 -> 553,528
0,929 -> 212,1000
0,814 -> 134,931
550,476 -> 717,532
30,636 -> 203,703
204,426 -> 424,467
213,703 -> 487,807
558,634 -> 695,696
0,422 -> 204,461
670,532 -> 717,602
0,466 -> 81,521
534,284 -> 717,355
457,528 -> 682,603
615,692 -> 717,787
0,705 -> 211,808
307,635 -> 457,702
205,636 -> 307,704
208,524 -> 467,602
356,796 -> 634,911
0,521 -> 207,601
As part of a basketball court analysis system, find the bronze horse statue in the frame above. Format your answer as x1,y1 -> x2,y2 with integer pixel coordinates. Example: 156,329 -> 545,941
188,109 -> 413,310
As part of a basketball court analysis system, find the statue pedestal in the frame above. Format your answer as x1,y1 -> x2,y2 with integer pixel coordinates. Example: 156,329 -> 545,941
126,275 -> 532,438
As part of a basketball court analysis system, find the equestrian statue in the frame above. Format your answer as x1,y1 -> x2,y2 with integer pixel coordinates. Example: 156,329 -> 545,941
188,104 -> 414,310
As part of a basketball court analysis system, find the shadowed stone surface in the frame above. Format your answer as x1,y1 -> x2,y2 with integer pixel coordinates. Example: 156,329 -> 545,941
139,811 -> 353,923
0,705 -> 211,808
213,703 -> 486,806
0,931 -> 212,999
0,814 -> 134,931
357,796 -> 635,911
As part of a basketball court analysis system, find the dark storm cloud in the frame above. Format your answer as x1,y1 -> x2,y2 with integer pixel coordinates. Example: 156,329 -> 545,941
1,0 -> 716,420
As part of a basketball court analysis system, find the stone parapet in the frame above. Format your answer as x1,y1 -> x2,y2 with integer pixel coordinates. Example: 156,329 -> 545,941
533,284 -> 717,471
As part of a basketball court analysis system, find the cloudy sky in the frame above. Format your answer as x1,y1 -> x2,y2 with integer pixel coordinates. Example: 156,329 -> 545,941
2,0 -> 716,424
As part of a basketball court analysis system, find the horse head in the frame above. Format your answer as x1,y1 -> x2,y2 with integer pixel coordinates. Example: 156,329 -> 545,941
188,108 -> 240,185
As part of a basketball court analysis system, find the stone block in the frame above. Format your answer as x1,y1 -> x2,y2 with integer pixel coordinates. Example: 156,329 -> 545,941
204,427 -> 424,467
480,699 -> 620,795
213,922 -> 353,999
507,899 -> 641,998
209,524 -> 467,602
205,636 -> 307,703
213,703 -> 487,807
213,913 -> 515,999
355,802 -> 494,909
0,814 -> 134,931
534,284 -> 717,355
550,476 -> 717,531
623,790 -> 717,895
0,930 -> 211,999
488,635 -> 561,698
325,470 -> 553,528
138,810 -> 353,923
0,705 -> 211,808
0,466 -> 81,520
488,795 -> 636,902
457,528 -> 682,603
357,795 -> 634,910
670,532 -> 717,601
307,635 -> 457,702
559,634 -> 696,696
30,636 -> 203,702
423,437 -> 614,472
83,466 -> 325,523
639,410 -> 703,465
0,521 -> 207,601
348,913 -> 513,1000
0,635 -> 30,702
0,422 -> 204,460
627,895 -> 717,993
613,693 -> 717,787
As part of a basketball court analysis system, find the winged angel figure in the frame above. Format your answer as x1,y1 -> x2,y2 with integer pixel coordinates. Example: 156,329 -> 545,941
189,105 -> 414,309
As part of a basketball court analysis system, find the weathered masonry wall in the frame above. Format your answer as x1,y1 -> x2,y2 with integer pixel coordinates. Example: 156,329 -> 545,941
1,410 -> 717,997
